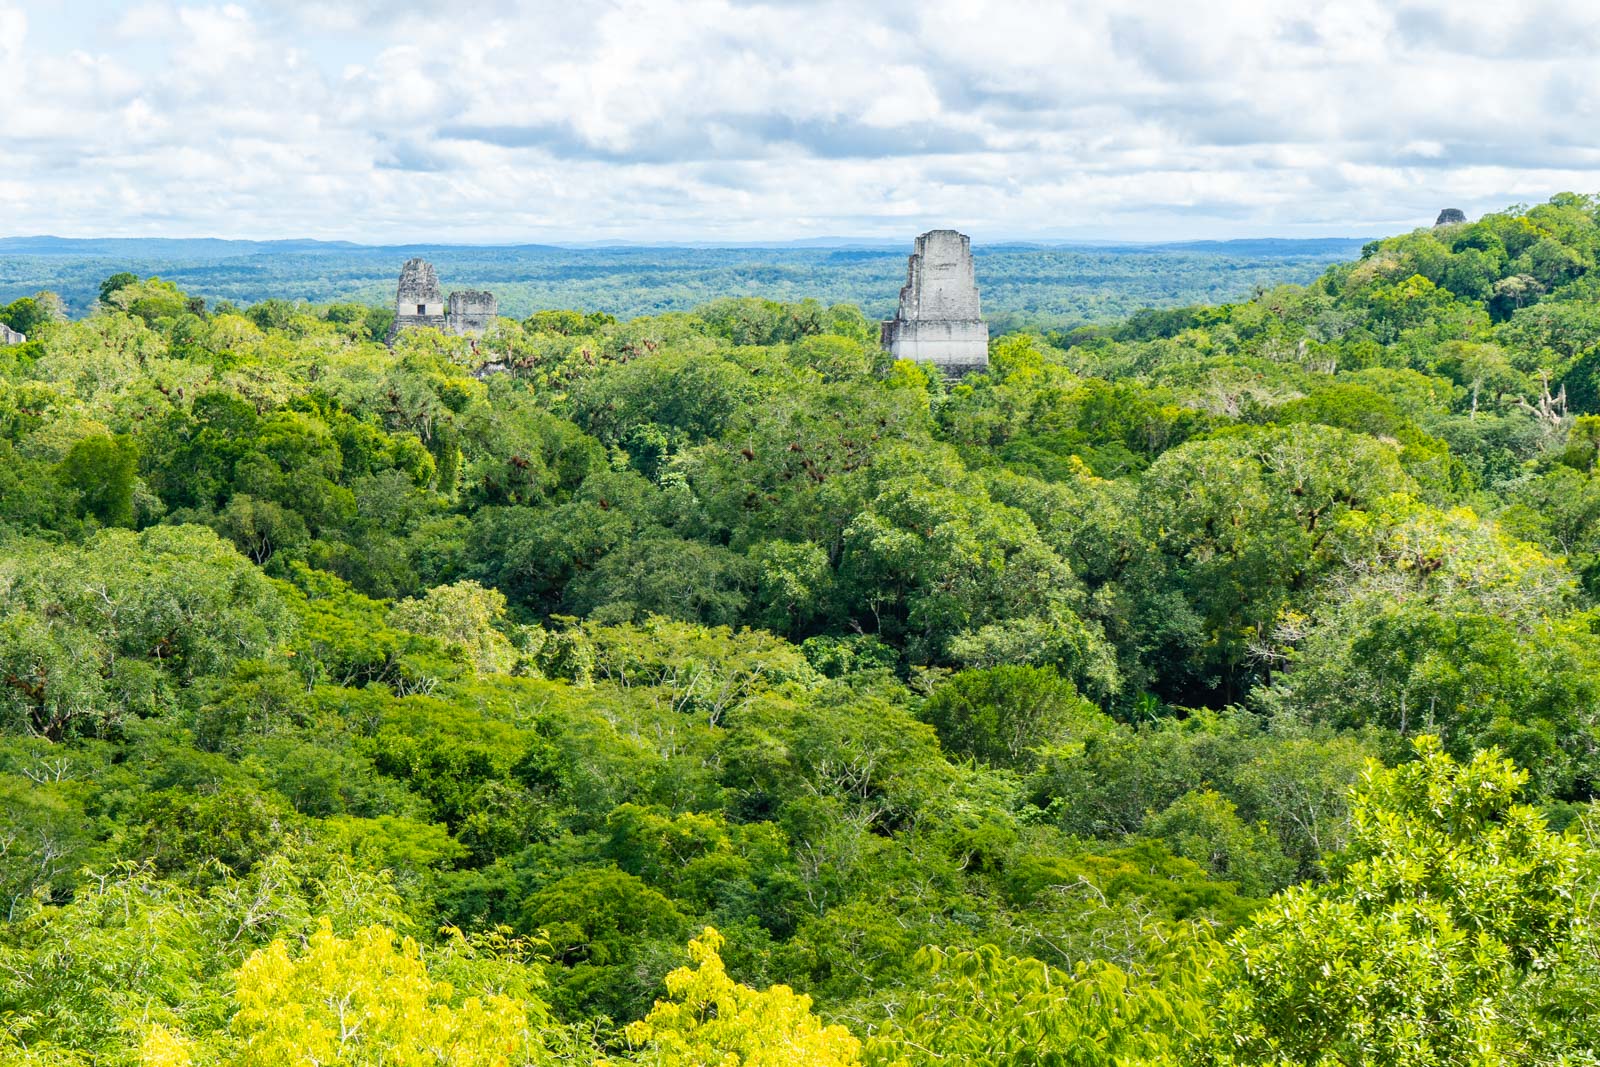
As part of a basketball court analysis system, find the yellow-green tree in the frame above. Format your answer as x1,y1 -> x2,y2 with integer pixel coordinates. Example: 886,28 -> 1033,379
146,918 -> 564,1067
624,927 -> 862,1067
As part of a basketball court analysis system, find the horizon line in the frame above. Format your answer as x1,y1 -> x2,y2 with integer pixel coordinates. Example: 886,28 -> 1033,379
0,233 -> 1381,251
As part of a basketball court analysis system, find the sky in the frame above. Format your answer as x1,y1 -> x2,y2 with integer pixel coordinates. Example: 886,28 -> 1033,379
2,0 -> 1599,244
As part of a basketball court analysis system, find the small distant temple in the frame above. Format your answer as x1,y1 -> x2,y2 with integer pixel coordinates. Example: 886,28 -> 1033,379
881,229 -> 989,376
0,324 -> 24,345
1435,208 -> 1468,226
386,258 -> 497,344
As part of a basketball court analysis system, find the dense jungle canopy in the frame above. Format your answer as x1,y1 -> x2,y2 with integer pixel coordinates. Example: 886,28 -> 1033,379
5,195 -> 1600,1065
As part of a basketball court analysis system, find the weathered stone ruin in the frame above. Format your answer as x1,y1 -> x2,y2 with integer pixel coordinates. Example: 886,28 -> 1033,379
389,258 -> 446,338
881,229 -> 989,376
448,290 -> 498,335
1435,208 -> 1468,226
0,323 -> 25,345
386,258 -> 498,344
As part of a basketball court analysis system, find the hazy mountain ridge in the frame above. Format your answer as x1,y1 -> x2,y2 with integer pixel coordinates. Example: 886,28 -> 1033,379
0,236 -> 1370,327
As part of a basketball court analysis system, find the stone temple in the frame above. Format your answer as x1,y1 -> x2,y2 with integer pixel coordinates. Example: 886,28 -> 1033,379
386,258 -> 497,344
1435,208 -> 1468,226
0,323 -> 25,345
880,229 -> 989,376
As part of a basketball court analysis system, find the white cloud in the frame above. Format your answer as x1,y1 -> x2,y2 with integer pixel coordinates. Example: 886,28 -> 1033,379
0,0 -> 1596,241
175,3 -> 258,75
113,2 -> 175,38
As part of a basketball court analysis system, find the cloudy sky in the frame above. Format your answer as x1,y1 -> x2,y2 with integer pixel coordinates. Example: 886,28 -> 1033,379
2,0 -> 1599,243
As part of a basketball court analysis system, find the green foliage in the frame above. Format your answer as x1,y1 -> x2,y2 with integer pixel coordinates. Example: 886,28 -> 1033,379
106,277 -> 192,323
920,665 -> 1102,770
98,271 -> 138,305
1207,739 -> 1584,1066
57,432 -> 138,527
0,293 -> 62,337
389,580 -> 516,675
867,934 -> 1217,1067
0,526 -> 290,738
1145,789 -> 1295,898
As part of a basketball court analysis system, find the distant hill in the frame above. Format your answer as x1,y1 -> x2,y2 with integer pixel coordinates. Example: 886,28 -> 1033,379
0,236 -> 1371,327
0,236 -> 367,257
1137,237 -> 1374,256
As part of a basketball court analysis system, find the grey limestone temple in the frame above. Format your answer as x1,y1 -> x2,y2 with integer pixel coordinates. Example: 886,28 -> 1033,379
880,229 -> 989,376
386,258 -> 498,344
0,323 -> 25,345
